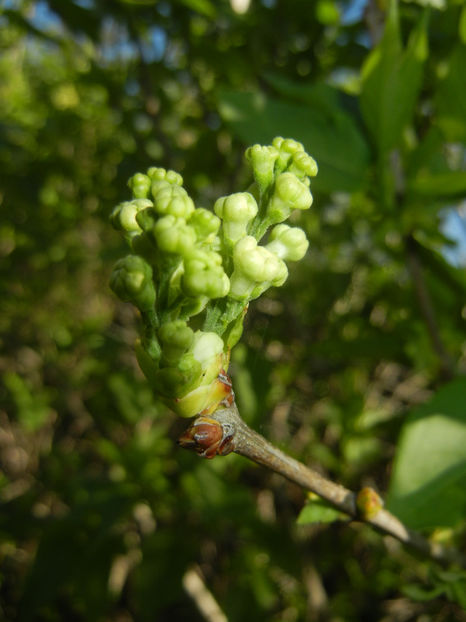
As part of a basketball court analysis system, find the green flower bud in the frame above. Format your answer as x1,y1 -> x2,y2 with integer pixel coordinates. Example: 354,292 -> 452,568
181,296 -> 209,318
272,137 -> 305,171
110,255 -> 156,311
159,320 -> 194,364
182,250 -> 230,299
128,173 -> 151,199
110,139 -> 319,419
155,330 -> 229,417
189,208 -> 221,242
287,151 -> 318,179
135,339 -> 161,381
135,206 -> 157,233
110,199 -> 153,234
147,167 -> 183,186
214,192 -> 258,244
172,373 -> 230,418
229,236 -> 288,301
267,172 -> 313,224
152,215 -> 196,256
272,137 -> 285,149
245,144 -> 279,189
191,331 -> 225,383
137,328 -> 229,417
168,332 -> 230,417
155,364 -> 201,398
266,224 -> 309,261
151,180 -> 195,219
223,304 -> 247,349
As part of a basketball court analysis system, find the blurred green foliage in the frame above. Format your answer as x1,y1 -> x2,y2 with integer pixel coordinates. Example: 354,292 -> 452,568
0,0 -> 465,620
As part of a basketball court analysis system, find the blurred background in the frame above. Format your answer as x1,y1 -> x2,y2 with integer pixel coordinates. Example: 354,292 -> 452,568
1,0 -> 465,620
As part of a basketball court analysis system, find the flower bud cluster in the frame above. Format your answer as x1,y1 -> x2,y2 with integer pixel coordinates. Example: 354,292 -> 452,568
110,138 -> 317,418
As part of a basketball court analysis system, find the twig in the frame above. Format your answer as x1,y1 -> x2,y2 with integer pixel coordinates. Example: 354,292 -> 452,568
178,404 -> 466,569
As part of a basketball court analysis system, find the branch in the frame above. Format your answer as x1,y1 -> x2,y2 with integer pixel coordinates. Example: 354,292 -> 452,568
178,404 -> 466,570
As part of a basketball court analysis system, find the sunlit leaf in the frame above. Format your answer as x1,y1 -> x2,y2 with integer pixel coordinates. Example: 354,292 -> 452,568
387,378 -> 466,529
360,1 -> 429,155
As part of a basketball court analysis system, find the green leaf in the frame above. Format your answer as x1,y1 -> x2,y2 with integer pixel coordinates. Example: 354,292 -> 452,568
405,120 -> 466,199
403,569 -> 466,608
263,73 -> 344,111
180,0 -> 217,18
387,378 -> 466,529
4,371 -> 51,432
402,583 -> 446,602
297,498 -> 345,525
405,124 -> 466,198
435,44 -> 466,141
413,239 -> 466,299
408,169 -> 466,197
218,89 -> 370,193
360,1 -> 429,155
460,5 -> 466,44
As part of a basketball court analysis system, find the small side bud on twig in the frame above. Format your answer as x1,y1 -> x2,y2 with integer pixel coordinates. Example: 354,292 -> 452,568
356,486 -> 384,520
